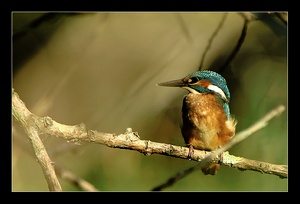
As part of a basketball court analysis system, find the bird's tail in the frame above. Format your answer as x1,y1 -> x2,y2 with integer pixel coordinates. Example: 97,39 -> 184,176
201,163 -> 220,175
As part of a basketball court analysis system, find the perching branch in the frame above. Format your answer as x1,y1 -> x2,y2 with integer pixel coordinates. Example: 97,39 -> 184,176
152,104 -> 286,190
12,88 -> 287,191
194,104 -> 286,172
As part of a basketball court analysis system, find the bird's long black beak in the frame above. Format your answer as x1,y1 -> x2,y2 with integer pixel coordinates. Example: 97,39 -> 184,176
157,79 -> 186,87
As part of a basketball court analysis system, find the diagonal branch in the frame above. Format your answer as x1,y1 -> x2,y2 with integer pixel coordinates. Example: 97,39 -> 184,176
193,104 -> 286,172
54,164 -> 99,191
12,88 -> 287,191
152,105 -> 286,190
219,17 -> 249,73
12,89 -> 62,191
13,126 -> 99,191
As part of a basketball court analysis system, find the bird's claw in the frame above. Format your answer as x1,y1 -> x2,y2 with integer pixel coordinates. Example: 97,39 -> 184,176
187,144 -> 194,160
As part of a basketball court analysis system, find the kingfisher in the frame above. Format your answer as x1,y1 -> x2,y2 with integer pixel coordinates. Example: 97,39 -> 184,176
158,70 -> 237,175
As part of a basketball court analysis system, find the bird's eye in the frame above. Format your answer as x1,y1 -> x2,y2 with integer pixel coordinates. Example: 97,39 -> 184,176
188,77 -> 198,84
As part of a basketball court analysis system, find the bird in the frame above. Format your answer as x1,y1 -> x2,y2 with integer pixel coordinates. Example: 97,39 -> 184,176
157,70 -> 237,175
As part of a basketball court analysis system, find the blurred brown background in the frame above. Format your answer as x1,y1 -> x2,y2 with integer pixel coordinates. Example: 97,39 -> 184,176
12,12 -> 287,191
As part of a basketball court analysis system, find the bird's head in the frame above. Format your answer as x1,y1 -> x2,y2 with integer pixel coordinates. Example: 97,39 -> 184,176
157,70 -> 230,104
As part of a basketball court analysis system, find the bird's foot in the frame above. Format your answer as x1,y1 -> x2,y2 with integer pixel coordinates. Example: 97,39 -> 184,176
187,144 -> 194,160
217,146 -> 224,164
201,164 -> 220,175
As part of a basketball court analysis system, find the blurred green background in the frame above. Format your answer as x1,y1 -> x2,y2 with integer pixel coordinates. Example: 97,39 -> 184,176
12,12 -> 287,191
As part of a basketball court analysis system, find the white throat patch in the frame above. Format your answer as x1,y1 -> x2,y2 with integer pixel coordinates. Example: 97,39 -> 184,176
183,87 -> 200,94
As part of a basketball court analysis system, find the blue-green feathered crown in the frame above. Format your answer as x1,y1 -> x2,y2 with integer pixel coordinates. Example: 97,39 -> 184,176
187,70 -> 231,118
187,70 -> 230,102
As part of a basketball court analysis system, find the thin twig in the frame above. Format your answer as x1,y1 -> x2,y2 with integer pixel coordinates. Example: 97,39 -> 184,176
55,165 -> 99,192
199,13 -> 228,70
194,105 -> 286,170
219,17 -> 249,73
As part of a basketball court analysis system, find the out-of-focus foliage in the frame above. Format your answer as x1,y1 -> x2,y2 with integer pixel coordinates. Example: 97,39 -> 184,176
12,12 -> 287,191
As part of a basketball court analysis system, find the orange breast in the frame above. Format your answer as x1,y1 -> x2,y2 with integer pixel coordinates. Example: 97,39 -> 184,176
181,93 -> 235,151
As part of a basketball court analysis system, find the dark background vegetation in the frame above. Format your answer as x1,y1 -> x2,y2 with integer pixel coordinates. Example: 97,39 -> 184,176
12,12 -> 287,191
